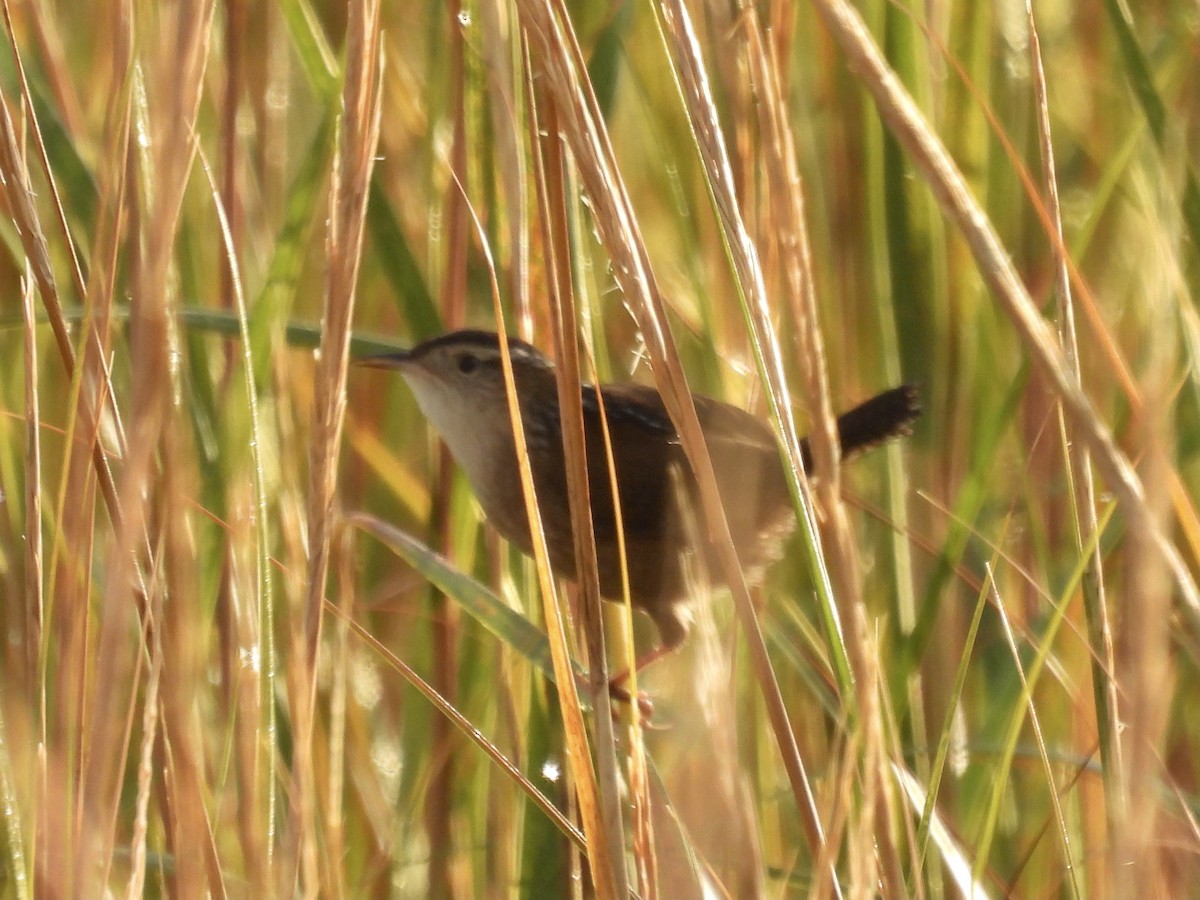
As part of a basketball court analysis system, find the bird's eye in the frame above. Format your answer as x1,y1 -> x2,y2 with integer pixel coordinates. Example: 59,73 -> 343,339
457,353 -> 479,374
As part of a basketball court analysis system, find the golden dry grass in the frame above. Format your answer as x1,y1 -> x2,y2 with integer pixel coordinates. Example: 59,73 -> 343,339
0,1 -> 1198,898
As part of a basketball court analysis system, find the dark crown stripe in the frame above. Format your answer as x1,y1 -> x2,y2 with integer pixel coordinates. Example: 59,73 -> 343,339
409,329 -> 548,365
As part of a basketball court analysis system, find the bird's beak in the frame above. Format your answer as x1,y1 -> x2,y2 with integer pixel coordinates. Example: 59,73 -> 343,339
353,349 -> 414,370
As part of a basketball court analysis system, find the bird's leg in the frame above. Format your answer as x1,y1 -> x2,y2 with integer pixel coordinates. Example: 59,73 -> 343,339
606,636 -> 686,721
606,677 -> 656,721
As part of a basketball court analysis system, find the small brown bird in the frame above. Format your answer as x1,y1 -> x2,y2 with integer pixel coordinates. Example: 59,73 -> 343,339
360,330 -> 919,652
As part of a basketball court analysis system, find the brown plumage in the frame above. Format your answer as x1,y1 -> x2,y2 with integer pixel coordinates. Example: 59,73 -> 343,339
360,330 -> 920,651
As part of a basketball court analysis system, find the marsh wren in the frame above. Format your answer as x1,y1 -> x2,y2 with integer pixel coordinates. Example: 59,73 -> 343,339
359,330 -> 919,652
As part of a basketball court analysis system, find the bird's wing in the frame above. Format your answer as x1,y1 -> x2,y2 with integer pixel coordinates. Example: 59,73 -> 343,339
582,383 -> 783,537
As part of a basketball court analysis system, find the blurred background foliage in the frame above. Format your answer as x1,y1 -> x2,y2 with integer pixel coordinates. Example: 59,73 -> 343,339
0,0 -> 1198,897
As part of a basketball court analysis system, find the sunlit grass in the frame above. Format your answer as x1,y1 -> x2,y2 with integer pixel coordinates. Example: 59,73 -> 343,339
0,0 -> 1198,897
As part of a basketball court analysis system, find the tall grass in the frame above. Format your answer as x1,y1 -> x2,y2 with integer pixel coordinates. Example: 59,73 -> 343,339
0,0 -> 1198,897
